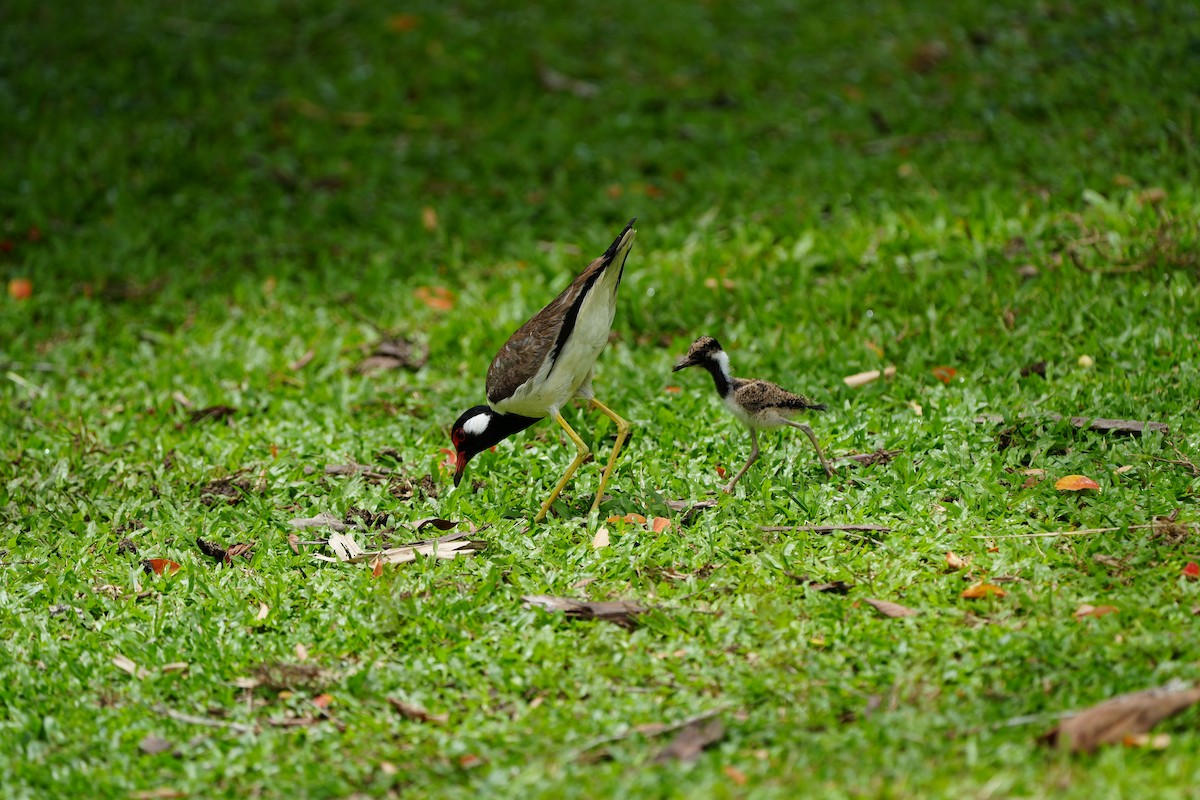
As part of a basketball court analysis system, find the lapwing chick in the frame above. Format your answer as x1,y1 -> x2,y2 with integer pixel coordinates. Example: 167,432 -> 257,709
450,219 -> 637,522
673,335 -> 834,493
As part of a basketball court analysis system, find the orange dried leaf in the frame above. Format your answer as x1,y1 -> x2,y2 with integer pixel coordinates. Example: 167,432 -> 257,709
715,465 -> 727,478
1074,604 -> 1119,620
371,558 -> 384,578
387,14 -> 420,32
651,517 -> 672,534
664,385 -> 681,394
945,551 -> 968,570
312,693 -> 333,709
723,765 -> 748,786
931,365 -> 957,384
8,278 -> 32,300
1183,562 -> 1200,580
1055,474 -> 1100,492
420,206 -> 438,231
144,558 -> 181,576
961,581 -> 1006,599
414,285 -> 455,311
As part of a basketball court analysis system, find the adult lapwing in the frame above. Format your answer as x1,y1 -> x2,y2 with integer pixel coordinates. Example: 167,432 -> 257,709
450,219 -> 637,521
672,335 -> 834,493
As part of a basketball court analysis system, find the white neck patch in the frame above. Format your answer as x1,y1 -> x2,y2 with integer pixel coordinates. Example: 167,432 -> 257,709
463,412 -> 491,436
714,350 -> 732,381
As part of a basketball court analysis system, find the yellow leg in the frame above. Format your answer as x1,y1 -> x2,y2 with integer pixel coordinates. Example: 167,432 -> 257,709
587,398 -> 630,514
533,412 -> 591,523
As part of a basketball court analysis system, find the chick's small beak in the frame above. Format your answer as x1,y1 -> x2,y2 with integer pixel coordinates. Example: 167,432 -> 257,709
453,451 -> 468,487
672,356 -> 693,372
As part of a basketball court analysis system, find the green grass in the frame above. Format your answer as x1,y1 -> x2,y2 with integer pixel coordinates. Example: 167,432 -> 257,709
3,0 -> 1200,797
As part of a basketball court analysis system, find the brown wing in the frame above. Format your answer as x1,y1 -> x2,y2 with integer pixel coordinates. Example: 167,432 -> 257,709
486,253 -> 608,405
485,219 -> 636,405
734,379 -> 827,415
486,284 -> 572,404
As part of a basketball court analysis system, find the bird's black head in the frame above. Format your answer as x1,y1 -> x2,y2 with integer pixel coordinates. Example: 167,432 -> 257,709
672,335 -> 726,372
449,406 -> 540,486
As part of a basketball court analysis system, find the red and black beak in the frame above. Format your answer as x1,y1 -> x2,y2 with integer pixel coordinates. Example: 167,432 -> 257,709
453,450 -> 468,487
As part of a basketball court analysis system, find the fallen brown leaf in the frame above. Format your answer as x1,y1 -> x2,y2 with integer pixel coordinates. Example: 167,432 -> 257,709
139,735 -> 173,755
946,551 -> 969,571
388,697 -> 449,725
420,206 -> 439,232
864,598 -> 919,618
1074,604 -> 1119,620
189,405 -> 236,424
132,790 -> 187,800
1041,682 -> 1200,753
522,595 -> 648,630
1055,474 -> 1101,492
411,517 -> 457,532
196,537 -> 255,566
288,512 -> 348,532
386,13 -> 420,31
785,573 -> 853,594
835,448 -> 901,466
961,582 -> 1007,599
654,716 -> 725,763
354,337 -> 429,374
723,765 -> 748,785
537,63 -> 599,97
142,558 -> 181,576
288,349 -> 315,372
931,365 -> 957,384
7,277 -> 32,300
413,285 -> 454,311
591,527 -> 610,549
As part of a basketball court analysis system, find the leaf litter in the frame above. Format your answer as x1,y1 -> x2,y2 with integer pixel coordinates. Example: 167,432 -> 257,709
353,337 -> 429,375
316,528 -> 485,567
863,598 -> 919,618
196,537 -> 256,566
522,595 -> 649,630
1041,681 -> 1200,753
